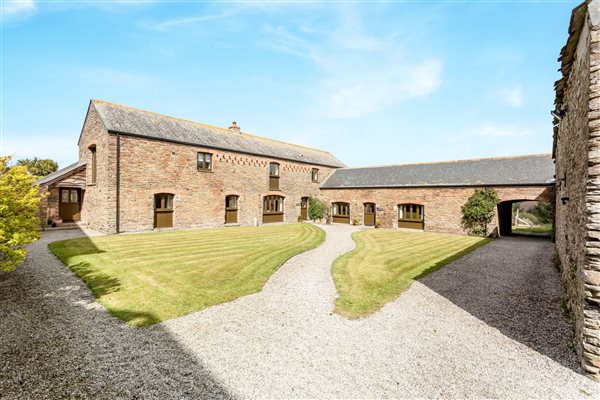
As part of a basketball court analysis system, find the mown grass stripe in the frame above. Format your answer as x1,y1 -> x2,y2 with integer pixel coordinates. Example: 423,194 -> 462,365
332,229 -> 490,319
49,223 -> 325,327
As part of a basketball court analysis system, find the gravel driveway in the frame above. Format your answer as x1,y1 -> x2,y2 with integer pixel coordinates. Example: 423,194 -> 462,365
1,225 -> 599,399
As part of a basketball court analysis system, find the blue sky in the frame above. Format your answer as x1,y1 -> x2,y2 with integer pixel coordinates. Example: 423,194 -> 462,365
1,0 -> 578,168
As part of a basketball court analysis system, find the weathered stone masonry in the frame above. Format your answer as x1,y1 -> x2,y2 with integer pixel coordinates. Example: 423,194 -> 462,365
554,0 -> 600,380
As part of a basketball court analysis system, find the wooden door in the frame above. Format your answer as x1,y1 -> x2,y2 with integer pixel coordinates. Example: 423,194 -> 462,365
364,203 -> 375,226
300,197 -> 308,221
225,195 -> 238,224
154,194 -> 174,228
59,188 -> 81,221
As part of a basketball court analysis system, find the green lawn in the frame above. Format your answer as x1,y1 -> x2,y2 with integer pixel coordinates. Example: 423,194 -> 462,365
513,224 -> 553,234
332,229 -> 490,319
49,223 -> 324,326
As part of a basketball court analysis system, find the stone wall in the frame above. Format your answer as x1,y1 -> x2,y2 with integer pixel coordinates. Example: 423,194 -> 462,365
319,185 -> 552,235
38,168 -> 86,226
554,2 -> 600,380
78,103 -> 117,233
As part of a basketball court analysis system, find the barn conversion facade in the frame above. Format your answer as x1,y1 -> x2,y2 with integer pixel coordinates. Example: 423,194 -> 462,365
39,99 -> 554,236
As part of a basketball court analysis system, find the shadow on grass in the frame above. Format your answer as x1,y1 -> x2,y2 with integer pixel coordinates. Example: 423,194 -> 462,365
419,235 -> 580,373
5,228 -> 235,398
413,238 -> 492,281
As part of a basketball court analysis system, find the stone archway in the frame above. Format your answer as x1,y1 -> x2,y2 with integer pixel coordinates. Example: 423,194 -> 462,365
495,186 -> 555,237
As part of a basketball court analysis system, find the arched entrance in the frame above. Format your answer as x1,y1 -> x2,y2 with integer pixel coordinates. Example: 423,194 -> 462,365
497,199 -> 553,236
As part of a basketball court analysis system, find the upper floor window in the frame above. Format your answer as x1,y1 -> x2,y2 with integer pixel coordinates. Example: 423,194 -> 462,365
311,168 -> 319,182
89,145 -> 97,184
197,152 -> 212,171
269,162 -> 280,177
269,162 -> 280,190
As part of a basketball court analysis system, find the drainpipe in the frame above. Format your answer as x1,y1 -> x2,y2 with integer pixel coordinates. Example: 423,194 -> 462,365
116,133 -> 121,234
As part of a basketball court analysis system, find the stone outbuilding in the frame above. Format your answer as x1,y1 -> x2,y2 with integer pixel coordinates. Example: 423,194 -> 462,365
553,0 -> 600,381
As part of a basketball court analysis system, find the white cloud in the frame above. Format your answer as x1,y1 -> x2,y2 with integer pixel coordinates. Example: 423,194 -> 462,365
326,59 -> 442,118
261,18 -> 443,119
498,85 -> 524,107
1,0 -> 36,21
476,123 -> 530,138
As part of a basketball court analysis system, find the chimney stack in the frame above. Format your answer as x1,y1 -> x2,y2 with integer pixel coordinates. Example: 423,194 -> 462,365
228,121 -> 241,133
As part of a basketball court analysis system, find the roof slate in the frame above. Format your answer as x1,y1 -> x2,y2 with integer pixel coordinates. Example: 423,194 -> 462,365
320,154 -> 555,189
91,100 -> 346,168
37,162 -> 85,185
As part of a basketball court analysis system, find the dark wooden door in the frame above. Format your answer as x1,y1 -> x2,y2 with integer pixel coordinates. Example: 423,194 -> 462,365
59,188 -> 81,221
364,203 -> 375,226
154,194 -> 174,228
300,197 -> 308,221
225,195 -> 238,224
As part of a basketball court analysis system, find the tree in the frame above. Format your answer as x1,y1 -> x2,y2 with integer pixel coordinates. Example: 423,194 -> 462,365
0,156 -> 43,271
308,196 -> 331,223
16,157 -> 58,178
528,202 -> 554,225
461,188 -> 499,237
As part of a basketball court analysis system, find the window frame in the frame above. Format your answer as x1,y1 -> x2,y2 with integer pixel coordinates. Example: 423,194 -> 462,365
332,202 -> 350,217
89,145 -> 97,185
155,193 -> 174,211
263,195 -> 285,215
269,162 -> 280,190
197,152 -> 213,171
398,204 -> 424,222
311,168 -> 319,182
225,195 -> 238,211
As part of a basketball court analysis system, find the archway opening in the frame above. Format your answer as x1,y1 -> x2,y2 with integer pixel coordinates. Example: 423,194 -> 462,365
497,200 -> 553,237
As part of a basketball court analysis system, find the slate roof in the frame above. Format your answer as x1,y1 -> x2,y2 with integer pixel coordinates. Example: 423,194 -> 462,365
90,100 -> 346,168
37,162 -> 86,186
320,154 -> 555,189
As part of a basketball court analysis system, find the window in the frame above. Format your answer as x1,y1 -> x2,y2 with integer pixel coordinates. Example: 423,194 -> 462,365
226,195 -> 238,210
155,193 -> 174,210
197,152 -> 213,171
269,162 -> 280,177
61,189 -> 79,204
332,202 -> 350,217
398,204 -> 424,221
269,162 -> 280,190
89,145 -> 97,184
263,195 -> 284,214
312,168 -> 319,182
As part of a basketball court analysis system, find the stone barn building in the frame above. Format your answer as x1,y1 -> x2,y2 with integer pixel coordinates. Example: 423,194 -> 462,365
40,99 -> 554,237
553,0 -> 600,381
319,155 -> 554,235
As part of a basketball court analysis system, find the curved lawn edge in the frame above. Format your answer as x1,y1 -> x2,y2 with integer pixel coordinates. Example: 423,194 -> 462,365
48,223 -> 325,327
331,229 -> 491,319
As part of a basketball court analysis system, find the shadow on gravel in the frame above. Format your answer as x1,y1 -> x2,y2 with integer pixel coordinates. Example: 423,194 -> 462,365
418,235 -> 580,374
0,228 -> 233,399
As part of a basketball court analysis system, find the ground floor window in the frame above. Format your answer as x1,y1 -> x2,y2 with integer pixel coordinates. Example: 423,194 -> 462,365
332,202 -> 350,224
398,203 -> 424,230
263,195 -> 284,223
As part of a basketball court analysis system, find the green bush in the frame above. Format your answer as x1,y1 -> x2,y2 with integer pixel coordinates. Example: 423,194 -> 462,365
461,188 -> 499,237
308,196 -> 330,222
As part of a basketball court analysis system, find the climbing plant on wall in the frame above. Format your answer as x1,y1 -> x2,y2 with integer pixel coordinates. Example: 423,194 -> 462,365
461,188 -> 499,237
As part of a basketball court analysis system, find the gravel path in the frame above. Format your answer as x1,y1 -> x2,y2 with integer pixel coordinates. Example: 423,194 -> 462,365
1,225 -> 598,399
163,225 -> 599,399
0,229 -> 231,399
